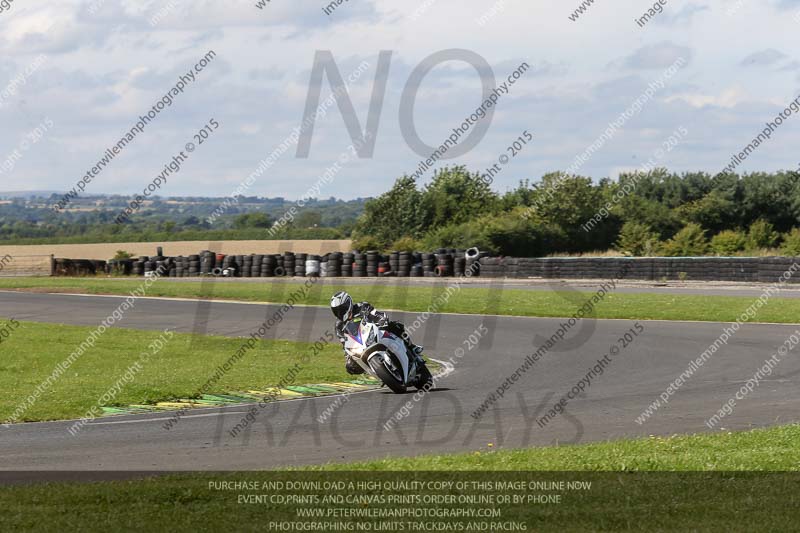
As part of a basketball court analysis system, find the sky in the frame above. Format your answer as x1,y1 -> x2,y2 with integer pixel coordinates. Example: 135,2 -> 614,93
1,0 -> 799,200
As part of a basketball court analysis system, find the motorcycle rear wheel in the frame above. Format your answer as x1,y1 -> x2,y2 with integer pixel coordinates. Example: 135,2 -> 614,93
414,363 -> 434,391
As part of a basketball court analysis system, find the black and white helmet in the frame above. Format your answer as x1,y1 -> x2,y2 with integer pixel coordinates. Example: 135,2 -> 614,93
330,291 -> 353,321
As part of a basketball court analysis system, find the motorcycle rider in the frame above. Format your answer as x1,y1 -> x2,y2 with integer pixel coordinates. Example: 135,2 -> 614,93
330,291 -> 424,375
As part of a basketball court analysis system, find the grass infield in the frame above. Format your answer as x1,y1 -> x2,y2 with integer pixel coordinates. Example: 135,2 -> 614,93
0,319 -> 346,423
1,425 -> 798,531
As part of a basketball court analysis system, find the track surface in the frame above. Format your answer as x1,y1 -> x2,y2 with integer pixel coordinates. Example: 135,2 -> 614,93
1,291 -> 799,474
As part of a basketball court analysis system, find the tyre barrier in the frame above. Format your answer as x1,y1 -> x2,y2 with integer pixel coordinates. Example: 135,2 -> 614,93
306,257 -> 321,277
476,256 -> 800,283
57,251 -> 800,282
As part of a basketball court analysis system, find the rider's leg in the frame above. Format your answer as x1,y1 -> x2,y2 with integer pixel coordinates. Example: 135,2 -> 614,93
389,321 -> 424,358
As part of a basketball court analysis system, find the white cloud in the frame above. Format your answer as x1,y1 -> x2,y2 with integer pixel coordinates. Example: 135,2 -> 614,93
0,0 -> 798,198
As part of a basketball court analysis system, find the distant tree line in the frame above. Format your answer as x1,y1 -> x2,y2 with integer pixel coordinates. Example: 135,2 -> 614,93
4,168 -> 800,257
352,166 -> 800,257
0,196 -> 364,244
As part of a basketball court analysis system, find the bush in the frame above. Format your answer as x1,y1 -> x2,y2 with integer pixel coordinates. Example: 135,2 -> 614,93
781,228 -> 800,256
112,250 -> 134,260
420,219 -> 494,254
615,222 -> 660,256
710,230 -> 747,255
662,223 -> 709,256
482,210 -> 567,257
747,219 -> 780,250
391,236 -> 422,252
351,234 -> 386,253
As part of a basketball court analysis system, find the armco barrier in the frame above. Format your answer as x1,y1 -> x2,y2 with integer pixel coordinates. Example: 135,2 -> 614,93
477,256 -> 800,283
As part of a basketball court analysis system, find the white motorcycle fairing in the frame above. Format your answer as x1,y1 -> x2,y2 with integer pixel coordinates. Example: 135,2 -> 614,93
343,321 -> 414,386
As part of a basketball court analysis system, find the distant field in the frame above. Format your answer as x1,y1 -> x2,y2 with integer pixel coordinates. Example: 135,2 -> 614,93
0,240 -> 352,261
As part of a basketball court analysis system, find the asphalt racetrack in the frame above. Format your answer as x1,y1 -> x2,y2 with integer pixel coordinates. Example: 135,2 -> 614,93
2,291 -> 799,475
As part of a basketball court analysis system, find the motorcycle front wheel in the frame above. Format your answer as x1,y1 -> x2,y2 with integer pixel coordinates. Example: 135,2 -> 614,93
369,357 -> 407,394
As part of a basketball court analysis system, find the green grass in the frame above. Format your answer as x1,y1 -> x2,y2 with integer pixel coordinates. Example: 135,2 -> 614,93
0,319 -> 346,422
315,423 -> 800,471
2,426 -> 799,532
1,276 -> 800,323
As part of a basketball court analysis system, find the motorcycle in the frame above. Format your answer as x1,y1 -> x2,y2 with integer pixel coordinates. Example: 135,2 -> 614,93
343,320 -> 434,393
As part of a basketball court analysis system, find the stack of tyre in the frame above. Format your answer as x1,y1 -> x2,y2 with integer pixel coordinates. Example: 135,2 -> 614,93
326,252 -> 342,277
411,253 -> 423,277
252,255 -> 264,277
171,256 -> 184,277
421,253 -> 436,276
353,253 -> 367,277
197,251 -> 213,275
388,251 -> 414,277
107,259 -> 133,276
132,257 -> 146,276
465,247 -> 481,276
260,255 -> 275,277
283,253 -> 295,278
182,255 -> 197,276
220,255 -> 231,276
453,251 -> 466,277
294,253 -> 307,277
378,257 -> 391,276
306,254 -> 321,277
239,255 -> 251,277
144,251 -> 164,276
366,251 -> 379,277
435,250 -> 454,277
342,252 -> 354,277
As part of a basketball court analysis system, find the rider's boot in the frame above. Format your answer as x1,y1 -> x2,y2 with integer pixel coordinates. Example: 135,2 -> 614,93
407,343 -> 425,366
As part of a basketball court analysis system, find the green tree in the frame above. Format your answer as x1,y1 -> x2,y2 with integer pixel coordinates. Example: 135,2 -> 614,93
420,166 -> 499,228
530,172 -> 617,252
746,219 -> 780,250
710,230 -> 747,255
353,176 -> 424,247
294,210 -> 322,228
615,222 -> 660,256
112,250 -> 134,260
662,223 -> 709,256
420,218 -> 493,253
678,191 -> 738,234
781,228 -> 800,256
391,236 -> 421,252
233,212 -> 272,229
483,209 -> 567,257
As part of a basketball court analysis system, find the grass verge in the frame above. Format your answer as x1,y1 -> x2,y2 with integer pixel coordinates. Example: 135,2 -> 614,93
2,277 -> 800,323
0,319 -> 346,422
316,423 -> 800,471
1,426 -> 799,532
